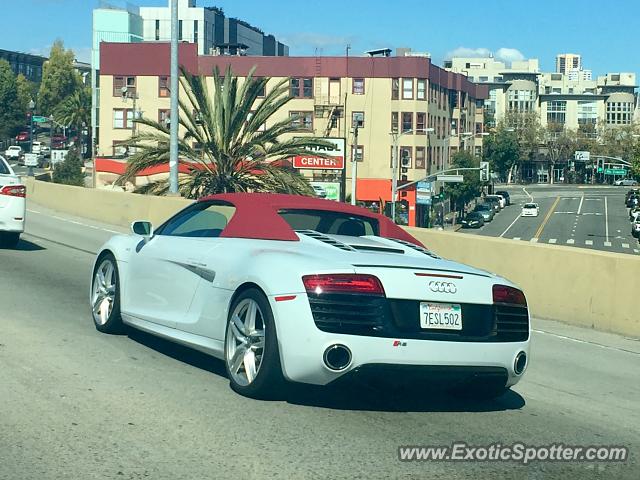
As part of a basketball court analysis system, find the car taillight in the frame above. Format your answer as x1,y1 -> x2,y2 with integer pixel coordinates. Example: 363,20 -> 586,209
0,185 -> 26,198
302,274 -> 385,296
493,284 -> 527,307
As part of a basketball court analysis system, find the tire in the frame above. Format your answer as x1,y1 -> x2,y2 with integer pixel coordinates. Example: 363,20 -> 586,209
90,253 -> 125,334
0,232 -> 20,248
224,288 -> 284,399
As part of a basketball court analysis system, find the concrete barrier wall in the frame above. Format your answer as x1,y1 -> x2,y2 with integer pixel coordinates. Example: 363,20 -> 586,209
405,227 -> 640,338
24,179 -> 639,338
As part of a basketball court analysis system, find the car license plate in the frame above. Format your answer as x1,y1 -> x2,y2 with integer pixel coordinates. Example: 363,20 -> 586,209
420,303 -> 462,331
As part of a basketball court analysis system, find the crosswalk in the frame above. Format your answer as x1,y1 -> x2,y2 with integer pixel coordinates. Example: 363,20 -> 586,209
507,237 -> 639,253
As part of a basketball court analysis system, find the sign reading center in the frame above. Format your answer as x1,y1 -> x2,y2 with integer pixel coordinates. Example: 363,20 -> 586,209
292,138 -> 345,170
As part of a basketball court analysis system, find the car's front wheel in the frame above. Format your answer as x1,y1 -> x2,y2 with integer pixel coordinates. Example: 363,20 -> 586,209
0,232 -> 20,248
224,288 -> 284,399
90,253 -> 125,334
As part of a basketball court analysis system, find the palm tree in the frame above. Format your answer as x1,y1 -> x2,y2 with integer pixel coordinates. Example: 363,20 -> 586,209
54,86 -> 91,156
119,66 -> 333,197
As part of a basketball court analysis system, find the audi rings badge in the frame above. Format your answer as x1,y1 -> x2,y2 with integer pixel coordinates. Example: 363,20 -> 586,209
428,281 -> 457,294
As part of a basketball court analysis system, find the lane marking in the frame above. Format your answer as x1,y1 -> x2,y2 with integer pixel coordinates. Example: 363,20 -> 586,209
499,213 -> 522,238
522,187 -> 533,201
532,329 -> 640,355
566,239 -> 575,245
577,195 -> 584,215
549,238 -> 557,244
512,237 -> 521,241
604,241 -> 612,247
27,209 -> 121,234
604,196 -> 609,243
21,232 -> 96,256
622,243 -> 630,249
530,238 -> 538,243
585,240 -> 593,246
635,249 -> 639,254
534,196 -> 560,239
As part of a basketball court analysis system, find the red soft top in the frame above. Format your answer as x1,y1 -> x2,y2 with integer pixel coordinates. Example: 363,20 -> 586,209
198,193 -> 423,246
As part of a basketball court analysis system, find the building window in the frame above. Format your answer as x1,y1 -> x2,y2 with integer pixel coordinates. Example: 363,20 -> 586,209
402,78 -> 413,99
352,111 -> 364,128
416,112 -> 426,133
547,100 -> 566,125
352,145 -> 364,162
256,78 -> 266,97
606,101 -> 633,125
113,76 -> 136,97
112,141 -> 128,157
415,146 -> 426,169
113,109 -> 133,129
158,109 -> 171,126
401,112 -> 413,133
290,78 -> 313,98
155,20 -> 160,41
178,20 -> 183,40
159,76 -> 170,97
400,146 -> 412,168
392,78 -> 399,100
417,79 -> 426,100
194,20 -> 198,44
289,111 -> 313,130
578,100 -> 597,125
507,89 -> 534,112
391,112 -> 398,133
479,76 -> 489,82
352,78 -> 365,95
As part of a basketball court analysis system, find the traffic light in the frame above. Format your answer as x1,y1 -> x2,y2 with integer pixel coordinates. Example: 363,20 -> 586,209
480,161 -> 490,182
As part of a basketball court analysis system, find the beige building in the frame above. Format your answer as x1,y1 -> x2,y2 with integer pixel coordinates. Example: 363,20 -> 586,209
556,53 -> 581,74
97,42 -> 487,227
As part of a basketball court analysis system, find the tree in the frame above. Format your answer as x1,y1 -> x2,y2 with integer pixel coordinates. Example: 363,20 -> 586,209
52,147 -> 85,186
0,60 -> 24,139
16,73 -> 37,114
483,123 -> 520,181
542,124 -> 575,184
119,66 -> 334,197
444,150 -> 482,217
504,111 -> 543,182
54,87 -> 91,157
38,40 -> 80,115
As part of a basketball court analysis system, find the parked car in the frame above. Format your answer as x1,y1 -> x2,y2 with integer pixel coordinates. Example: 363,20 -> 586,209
485,197 -> 501,213
486,194 -> 506,209
32,141 -> 43,154
0,154 -> 26,248
614,178 -> 638,186
625,189 -> 640,204
90,193 -> 530,400
631,219 -> 640,238
630,207 -> 640,222
4,146 -> 22,160
473,204 -> 495,222
521,203 -> 540,217
494,190 -> 511,206
15,131 -> 29,142
626,196 -> 640,208
460,211 -> 485,229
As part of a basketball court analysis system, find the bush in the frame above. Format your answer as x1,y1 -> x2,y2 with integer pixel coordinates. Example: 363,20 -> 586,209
52,147 -> 85,186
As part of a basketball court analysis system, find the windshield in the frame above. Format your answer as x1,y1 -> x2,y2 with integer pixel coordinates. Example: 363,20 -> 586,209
279,209 -> 379,237
524,203 -> 537,208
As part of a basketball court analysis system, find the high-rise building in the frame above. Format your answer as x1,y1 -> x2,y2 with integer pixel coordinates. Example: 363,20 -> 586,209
556,53 -> 581,74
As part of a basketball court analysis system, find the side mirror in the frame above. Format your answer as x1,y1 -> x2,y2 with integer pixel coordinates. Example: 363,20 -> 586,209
131,221 -> 154,241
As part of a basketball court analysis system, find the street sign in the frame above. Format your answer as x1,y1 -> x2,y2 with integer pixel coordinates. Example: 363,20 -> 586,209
32,116 -> 47,123
480,161 -> 490,182
574,150 -> 590,161
604,168 -> 627,175
437,174 -> 464,183
51,149 -> 69,165
292,138 -> 345,170
416,181 -> 433,205
24,153 -> 39,167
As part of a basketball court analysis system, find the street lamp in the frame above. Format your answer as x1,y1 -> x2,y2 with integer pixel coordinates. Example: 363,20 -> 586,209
28,99 -> 35,177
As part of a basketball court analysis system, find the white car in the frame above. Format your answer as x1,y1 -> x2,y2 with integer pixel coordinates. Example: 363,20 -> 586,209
4,146 -> 22,161
486,194 -> 506,209
90,194 -> 530,400
0,155 -> 26,247
614,178 -> 638,186
312,184 -> 327,198
521,203 -> 539,217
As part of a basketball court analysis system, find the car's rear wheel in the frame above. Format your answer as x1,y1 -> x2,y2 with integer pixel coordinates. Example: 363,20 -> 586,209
224,289 -> 284,399
0,232 -> 20,248
91,253 -> 125,334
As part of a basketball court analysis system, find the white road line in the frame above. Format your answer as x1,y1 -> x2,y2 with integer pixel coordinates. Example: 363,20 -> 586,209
522,187 -> 533,201
604,196 -> 609,243
567,239 -> 575,245
622,243 -> 630,249
530,238 -> 539,243
27,209 -> 121,234
635,249 -> 639,254
577,195 -> 584,215
532,329 -> 640,355
512,237 -> 521,241
585,240 -> 593,246
499,214 -> 521,238
604,241 -> 612,247
554,211 -> 576,214
549,238 -> 557,244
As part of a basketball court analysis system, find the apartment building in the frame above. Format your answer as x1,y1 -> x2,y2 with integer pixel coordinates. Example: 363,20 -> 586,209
97,42 -> 487,226
0,49 -> 47,83
556,53 -> 581,74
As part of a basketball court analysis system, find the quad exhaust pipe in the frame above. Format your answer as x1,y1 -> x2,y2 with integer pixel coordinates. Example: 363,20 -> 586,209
323,344 -> 352,371
514,351 -> 527,375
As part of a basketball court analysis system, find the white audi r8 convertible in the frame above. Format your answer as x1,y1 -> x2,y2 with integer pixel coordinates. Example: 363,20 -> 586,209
90,193 -> 530,399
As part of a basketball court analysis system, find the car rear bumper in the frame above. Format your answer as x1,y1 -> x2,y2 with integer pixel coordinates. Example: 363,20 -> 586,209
0,199 -> 26,233
271,295 -> 530,388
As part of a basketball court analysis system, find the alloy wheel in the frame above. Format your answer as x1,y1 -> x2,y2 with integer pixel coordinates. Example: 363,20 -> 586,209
225,298 -> 266,387
92,259 -> 117,326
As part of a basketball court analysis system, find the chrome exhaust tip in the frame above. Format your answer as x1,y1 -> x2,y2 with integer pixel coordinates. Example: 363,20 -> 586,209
323,344 -> 352,371
514,351 -> 527,376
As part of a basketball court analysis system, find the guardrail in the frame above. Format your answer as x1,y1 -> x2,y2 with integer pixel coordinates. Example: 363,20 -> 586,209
23,178 -> 639,338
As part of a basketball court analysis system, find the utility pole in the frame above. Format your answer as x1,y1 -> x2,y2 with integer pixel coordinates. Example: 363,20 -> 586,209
350,125 -> 358,205
391,133 -> 398,222
168,0 -> 179,195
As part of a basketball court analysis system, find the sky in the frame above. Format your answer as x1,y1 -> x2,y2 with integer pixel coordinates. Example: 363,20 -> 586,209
4,0 -> 640,79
